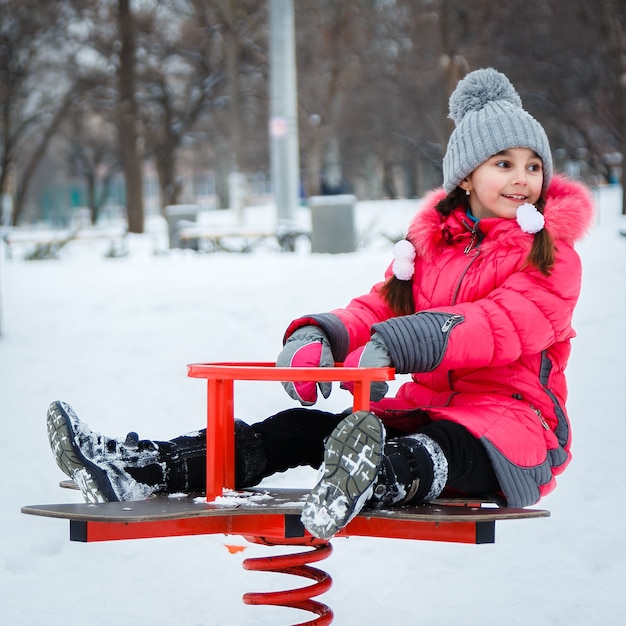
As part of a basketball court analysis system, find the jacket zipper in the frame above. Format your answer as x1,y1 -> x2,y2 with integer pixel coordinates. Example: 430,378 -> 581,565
464,231 -> 478,254
451,244 -> 481,305
446,221 -> 482,389
463,220 -> 482,254
429,313 -> 464,373
513,394 -> 551,430
533,406 -> 550,430
412,314 -> 464,387
441,314 -> 463,333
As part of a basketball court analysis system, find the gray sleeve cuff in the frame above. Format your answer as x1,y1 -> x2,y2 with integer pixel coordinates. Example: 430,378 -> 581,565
372,312 -> 464,373
283,313 -> 351,361
308,313 -> 351,361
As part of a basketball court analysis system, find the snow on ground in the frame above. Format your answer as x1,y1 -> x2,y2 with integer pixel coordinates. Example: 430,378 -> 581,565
0,188 -> 624,625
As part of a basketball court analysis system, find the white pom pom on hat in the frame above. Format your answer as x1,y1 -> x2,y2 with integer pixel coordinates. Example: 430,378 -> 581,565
443,68 -> 553,193
448,69 -> 523,125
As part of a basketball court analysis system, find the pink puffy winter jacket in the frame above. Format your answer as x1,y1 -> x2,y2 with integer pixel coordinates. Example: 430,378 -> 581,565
287,174 -> 595,507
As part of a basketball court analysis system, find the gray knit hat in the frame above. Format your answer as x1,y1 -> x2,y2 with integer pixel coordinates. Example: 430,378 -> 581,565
442,68 -> 552,193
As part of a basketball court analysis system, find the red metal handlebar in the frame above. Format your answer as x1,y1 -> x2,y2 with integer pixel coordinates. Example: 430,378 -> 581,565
186,362 -> 395,500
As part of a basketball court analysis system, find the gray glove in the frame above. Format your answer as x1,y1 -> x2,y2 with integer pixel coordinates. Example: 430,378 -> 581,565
276,326 -> 335,405
340,332 -> 392,401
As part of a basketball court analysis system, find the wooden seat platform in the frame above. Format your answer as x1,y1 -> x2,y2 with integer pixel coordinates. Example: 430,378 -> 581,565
23,364 -> 549,547
22,487 -> 549,545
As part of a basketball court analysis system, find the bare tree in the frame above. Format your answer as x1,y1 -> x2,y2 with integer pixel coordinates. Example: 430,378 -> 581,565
335,0 -> 623,198
472,1 -> 614,182
6,0 -> 622,223
194,0 -> 268,209
337,1 -> 450,198
117,0 -> 144,233
128,0 -> 268,212
137,1 -> 227,210
602,0 -> 626,213
0,0 -> 81,225
64,91 -> 121,225
295,1 -> 368,197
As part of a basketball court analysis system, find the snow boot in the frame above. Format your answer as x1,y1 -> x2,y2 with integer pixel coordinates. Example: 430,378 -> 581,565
47,400 -> 159,503
370,433 -> 449,507
301,411 -> 385,540
47,401 -> 270,502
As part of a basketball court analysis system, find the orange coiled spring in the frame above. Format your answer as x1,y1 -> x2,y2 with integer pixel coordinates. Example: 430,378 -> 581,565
242,537 -> 334,625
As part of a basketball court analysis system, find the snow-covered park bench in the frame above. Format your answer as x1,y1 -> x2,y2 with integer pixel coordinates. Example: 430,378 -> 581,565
1,225 -> 128,260
177,224 -> 310,252
22,363 -> 549,624
164,203 -> 310,252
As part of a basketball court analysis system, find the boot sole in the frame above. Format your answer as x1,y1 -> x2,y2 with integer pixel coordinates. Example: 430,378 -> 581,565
301,411 -> 384,539
46,401 -> 119,503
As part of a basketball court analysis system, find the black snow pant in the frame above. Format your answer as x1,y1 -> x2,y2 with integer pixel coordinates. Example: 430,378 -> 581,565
135,408 -> 500,498
251,408 -> 500,495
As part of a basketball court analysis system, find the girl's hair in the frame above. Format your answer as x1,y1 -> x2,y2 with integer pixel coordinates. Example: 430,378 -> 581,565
380,187 -> 555,316
379,273 -> 415,316
524,198 -> 554,275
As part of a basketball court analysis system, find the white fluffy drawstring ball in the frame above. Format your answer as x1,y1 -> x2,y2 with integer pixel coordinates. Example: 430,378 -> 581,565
516,202 -> 545,234
392,239 -> 416,280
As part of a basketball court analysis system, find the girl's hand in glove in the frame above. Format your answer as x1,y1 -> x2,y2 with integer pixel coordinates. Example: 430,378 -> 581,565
340,333 -> 391,401
276,326 -> 335,405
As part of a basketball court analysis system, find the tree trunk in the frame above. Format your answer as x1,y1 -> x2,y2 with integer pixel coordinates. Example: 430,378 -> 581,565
304,127 -> 323,197
438,1 -> 469,144
602,0 -> 626,214
225,0 -> 242,176
86,171 -> 97,225
622,92 -> 626,215
11,91 -> 74,226
620,59 -> 626,215
117,0 -> 144,233
213,0 -> 244,212
155,146 -> 181,210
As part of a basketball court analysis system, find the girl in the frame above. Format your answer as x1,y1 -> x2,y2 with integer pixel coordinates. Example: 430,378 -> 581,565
47,68 -> 594,540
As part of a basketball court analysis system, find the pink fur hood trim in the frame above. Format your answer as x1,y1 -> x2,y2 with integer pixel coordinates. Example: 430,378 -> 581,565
407,174 -> 595,258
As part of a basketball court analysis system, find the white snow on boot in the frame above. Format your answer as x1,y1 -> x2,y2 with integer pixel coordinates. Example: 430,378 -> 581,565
46,401 -> 158,503
301,411 -> 385,539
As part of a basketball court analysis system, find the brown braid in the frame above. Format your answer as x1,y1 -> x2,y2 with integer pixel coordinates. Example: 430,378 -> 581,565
379,275 -> 415,316
379,188 -> 471,315
524,196 -> 555,275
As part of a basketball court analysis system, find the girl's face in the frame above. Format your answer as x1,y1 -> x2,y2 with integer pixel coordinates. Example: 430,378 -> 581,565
460,147 -> 543,220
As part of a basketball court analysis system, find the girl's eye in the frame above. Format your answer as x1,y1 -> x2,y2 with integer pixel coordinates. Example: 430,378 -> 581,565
495,161 -> 510,168
528,163 -> 542,172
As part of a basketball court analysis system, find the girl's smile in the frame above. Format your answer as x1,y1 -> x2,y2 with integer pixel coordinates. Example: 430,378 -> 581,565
460,147 -> 543,220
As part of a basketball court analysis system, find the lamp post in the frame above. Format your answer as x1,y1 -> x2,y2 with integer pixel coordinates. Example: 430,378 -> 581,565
269,0 -> 300,237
